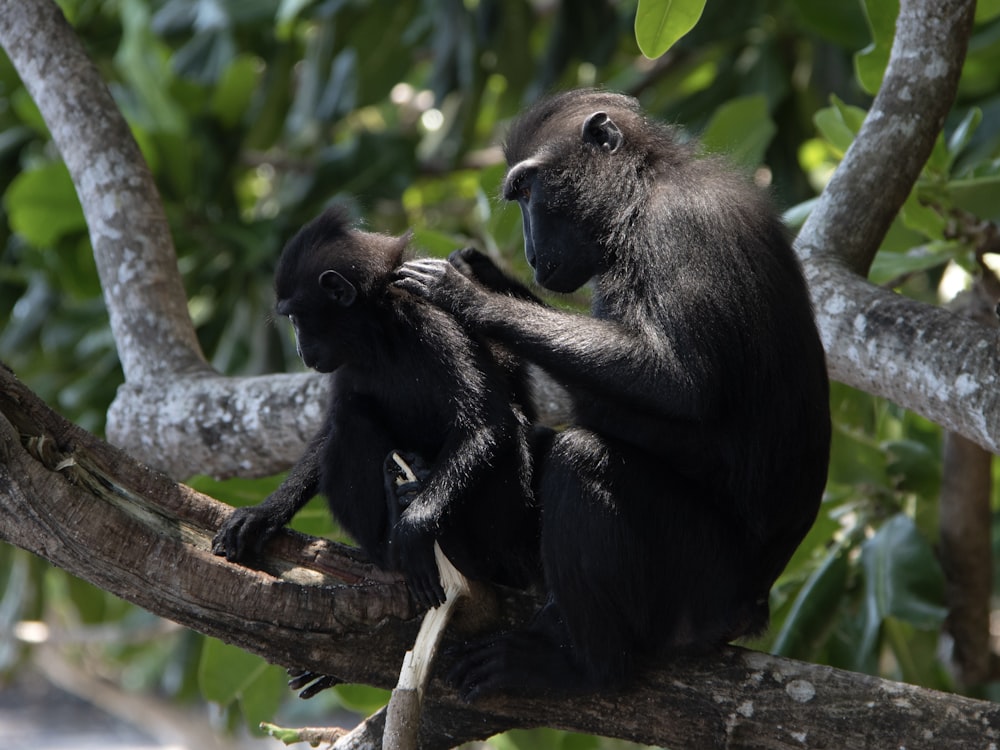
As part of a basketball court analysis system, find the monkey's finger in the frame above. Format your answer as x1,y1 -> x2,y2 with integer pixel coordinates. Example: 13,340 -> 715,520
392,276 -> 434,299
409,571 -> 446,609
401,258 -> 449,273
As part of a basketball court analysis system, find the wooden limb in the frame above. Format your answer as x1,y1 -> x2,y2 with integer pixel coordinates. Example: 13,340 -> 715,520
5,365 -> 1000,749
939,270 -> 1000,686
939,431 -> 997,686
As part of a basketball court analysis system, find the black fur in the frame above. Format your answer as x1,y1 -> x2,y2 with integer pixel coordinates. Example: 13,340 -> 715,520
212,207 -> 540,609
396,89 -> 831,698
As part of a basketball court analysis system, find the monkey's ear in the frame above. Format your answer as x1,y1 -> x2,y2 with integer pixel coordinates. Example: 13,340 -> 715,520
318,270 -> 358,307
581,111 -> 623,153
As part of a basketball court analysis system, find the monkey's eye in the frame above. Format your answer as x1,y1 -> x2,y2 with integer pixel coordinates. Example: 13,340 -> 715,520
503,161 -> 539,202
506,174 -> 532,203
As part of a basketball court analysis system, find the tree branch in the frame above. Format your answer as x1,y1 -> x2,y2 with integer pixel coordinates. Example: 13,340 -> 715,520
794,0 -> 1000,450
3,366 -> 999,749
0,0 -> 206,383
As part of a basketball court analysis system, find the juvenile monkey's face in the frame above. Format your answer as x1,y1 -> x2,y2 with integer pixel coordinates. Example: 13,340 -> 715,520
275,267 -> 358,373
276,300 -> 337,372
287,315 -> 327,371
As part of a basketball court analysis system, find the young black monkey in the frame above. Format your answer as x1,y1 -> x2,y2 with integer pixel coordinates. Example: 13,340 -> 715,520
397,90 -> 831,698
212,207 -> 540,608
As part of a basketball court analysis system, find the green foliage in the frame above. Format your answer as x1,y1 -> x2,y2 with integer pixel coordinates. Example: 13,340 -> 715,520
3,0 -> 1000,745
4,163 -> 86,246
855,0 -> 897,95
634,0 -> 707,58
699,94 -> 776,167
199,637 -> 290,730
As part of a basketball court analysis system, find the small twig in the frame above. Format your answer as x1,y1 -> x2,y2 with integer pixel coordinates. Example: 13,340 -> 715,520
334,452 -> 472,750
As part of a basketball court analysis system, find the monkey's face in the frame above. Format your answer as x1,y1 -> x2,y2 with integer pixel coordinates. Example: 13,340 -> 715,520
503,159 -> 604,294
502,106 -> 628,294
276,269 -> 358,373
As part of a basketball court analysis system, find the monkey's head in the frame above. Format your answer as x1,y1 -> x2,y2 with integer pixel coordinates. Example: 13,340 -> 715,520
274,207 -> 406,372
502,89 -> 680,293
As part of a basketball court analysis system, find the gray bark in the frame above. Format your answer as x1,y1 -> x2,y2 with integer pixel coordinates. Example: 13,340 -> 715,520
796,0 -> 994,450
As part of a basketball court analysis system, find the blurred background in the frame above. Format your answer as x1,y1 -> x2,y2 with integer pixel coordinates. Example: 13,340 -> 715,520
3,0 -> 1000,747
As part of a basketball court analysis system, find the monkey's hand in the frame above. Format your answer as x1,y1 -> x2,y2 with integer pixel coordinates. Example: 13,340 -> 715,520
391,512 -> 446,610
383,450 -> 433,523
448,247 -> 503,285
394,258 -> 484,321
212,505 -> 286,562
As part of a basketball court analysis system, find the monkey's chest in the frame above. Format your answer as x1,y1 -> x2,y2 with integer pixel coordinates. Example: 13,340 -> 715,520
373,388 -> 453,458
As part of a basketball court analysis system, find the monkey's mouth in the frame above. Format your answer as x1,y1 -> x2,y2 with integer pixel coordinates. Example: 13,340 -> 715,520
533,261 -> 568,292
298,347 -> 336,373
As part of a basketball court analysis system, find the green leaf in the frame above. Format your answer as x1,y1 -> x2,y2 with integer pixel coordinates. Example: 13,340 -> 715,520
899,190 -> 947,239
946,175 -> 1000,220
699,95 -> 776,167
827,423 -> 889,489
855,0 -> 899,95
883,439 -> 941,496
786,0 -> 869,48
868,241 -> 961,285
975,0 -> 1000,23
771,542 -> 849,657
946,108 -> 982,164
199,637 -> 267,705
115,0 -> 186,134
782,197 -> 818,229
411,229 -> 463,258
211,54 -> 265,129
4,163 -> 86,247
186,473 -> 286,509
334,684 -> 390,714
10,89 -> 48,135
276,0 -> 315,40
239,664 -> 289,730
858,515 -> 947,661
634,0 -> 708,59
198,637 -> 287,728
813,98 -> 866,155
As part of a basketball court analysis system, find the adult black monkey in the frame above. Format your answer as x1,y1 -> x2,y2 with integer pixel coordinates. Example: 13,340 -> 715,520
396,89 -> 831,698
212,207 -> 540,608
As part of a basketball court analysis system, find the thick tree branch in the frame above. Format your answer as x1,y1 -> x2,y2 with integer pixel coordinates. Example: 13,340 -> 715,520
0,0 -> 334,480
2,366 -> 999,749
794,0 -> 1000,450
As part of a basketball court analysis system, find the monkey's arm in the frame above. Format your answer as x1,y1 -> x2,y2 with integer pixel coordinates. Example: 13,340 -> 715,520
212,430 -> 325,561
388,403 -> 512,608
396,259 -> 705,421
